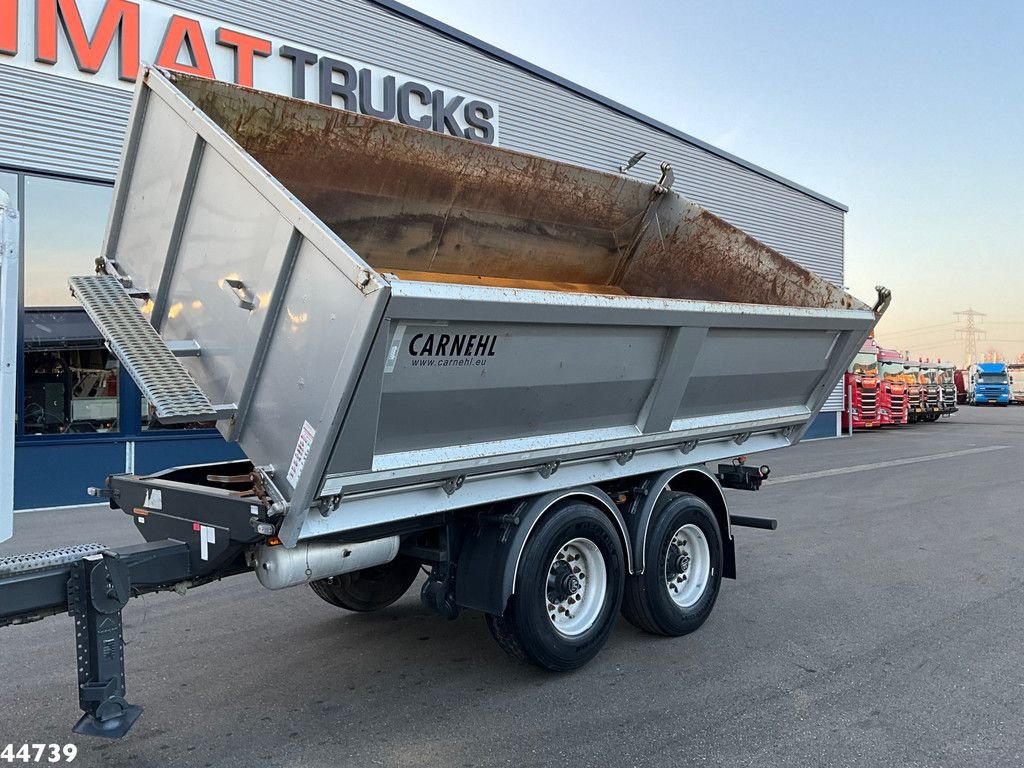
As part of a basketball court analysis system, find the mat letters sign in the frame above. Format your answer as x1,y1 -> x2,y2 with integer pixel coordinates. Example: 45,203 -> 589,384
0,0 -> 499,143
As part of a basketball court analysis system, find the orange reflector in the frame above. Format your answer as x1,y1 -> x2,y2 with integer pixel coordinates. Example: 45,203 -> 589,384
132,508 -> 150,516
267,537 -> 282,546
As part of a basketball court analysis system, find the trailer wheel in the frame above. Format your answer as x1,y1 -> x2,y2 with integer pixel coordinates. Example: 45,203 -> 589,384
486,501 -> 624,672
622,493 -> 722,637
309,556 -> 420,612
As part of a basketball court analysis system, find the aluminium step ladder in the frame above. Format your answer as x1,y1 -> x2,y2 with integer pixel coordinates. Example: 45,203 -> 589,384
69,275 -> 226,424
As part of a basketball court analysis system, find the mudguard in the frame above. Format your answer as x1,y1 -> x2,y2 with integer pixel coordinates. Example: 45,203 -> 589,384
625,467 -> 736,579
455,486 -> 631,615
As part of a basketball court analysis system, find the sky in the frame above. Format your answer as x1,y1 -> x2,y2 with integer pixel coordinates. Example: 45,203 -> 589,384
399,0 -> 1024,364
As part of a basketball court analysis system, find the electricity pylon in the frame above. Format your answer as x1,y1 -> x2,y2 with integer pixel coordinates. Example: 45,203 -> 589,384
954,309 -> 986,365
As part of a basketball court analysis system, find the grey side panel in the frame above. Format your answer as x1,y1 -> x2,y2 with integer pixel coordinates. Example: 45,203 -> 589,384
325,285 -> 873,489
326,323 -> 389,475
678,328 -> 839,420
374,321 -> 664,455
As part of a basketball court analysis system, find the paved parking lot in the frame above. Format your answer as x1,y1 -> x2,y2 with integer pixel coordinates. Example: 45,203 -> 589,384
3,406 -> 1023,767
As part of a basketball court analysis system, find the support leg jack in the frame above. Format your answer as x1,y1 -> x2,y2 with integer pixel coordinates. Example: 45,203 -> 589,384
68,553 -> 143,740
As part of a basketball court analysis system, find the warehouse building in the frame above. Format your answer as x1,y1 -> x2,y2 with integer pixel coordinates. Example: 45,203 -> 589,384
0,0 -> 848,509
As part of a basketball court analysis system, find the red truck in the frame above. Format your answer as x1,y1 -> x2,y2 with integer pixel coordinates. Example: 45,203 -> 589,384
876,346 -> 909,425
842,340 -> 881,430
954,369 -> 968,404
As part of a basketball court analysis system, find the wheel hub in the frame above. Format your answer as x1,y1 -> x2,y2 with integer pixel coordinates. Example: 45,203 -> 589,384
666,544 -> 691,579
547,561 -> 580,603
544,538 -> 608,637
664,524 -> 711,608
675,552 -> 690,574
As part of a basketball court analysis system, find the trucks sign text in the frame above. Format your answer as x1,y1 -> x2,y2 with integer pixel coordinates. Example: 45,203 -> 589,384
0,0 -> 499,143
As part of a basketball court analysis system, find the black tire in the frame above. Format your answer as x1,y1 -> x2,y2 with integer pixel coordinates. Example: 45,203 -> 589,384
485,501 -> 624,672
309,556 -> 420,612
622,492 -> 723,637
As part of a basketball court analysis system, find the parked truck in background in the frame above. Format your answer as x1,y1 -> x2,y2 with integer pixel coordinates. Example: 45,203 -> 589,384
954,369 -> 968,404
902,362 -> 925,423
937,362 -> 958,416
968,362 -> 1010,405
1009,364 -> 1024,404
918,362 -> 942,422
876,346 -> 908,425
843,341 -> 882,430
0,70 -> 886,740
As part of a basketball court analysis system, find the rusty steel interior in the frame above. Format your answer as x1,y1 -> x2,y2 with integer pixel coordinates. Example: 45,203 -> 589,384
177,75 -> 862,310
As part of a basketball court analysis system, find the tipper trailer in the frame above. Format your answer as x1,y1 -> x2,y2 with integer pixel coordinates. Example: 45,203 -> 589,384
0,69 -> 886,739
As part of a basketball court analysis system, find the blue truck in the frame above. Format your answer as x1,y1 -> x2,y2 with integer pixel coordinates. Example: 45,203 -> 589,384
968,362 -> 1011,405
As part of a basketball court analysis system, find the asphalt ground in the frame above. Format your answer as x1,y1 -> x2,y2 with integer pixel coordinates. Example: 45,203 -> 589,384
2,405 -> 1023,767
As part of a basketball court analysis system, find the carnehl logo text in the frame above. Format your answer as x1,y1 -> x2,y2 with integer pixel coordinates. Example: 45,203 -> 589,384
408,332 -> 498,362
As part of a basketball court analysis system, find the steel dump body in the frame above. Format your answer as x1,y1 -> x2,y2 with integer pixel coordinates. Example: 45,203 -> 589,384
88,69 -> 878,546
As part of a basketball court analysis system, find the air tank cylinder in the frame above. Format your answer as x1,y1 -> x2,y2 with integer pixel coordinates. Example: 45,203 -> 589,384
253,537 -> 400,590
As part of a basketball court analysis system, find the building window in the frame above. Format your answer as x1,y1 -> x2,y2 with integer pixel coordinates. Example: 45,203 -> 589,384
10,168 -> 214,439
14,172 -> 118,437
23,175 -> 112,307
23,345 -> 120,435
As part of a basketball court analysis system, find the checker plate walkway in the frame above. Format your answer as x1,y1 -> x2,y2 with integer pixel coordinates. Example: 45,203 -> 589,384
69,275 -> 219,424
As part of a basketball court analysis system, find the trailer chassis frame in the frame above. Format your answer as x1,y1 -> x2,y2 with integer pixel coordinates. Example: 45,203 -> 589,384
1,459 -> 777,739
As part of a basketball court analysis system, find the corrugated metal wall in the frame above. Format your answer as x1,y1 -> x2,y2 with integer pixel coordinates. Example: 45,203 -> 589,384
0,65 -> 130,180
0,0 -> 847,417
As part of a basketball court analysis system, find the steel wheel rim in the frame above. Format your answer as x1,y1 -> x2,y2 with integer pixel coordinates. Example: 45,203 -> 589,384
665,524 -> 710,608
545,537 -> 607,637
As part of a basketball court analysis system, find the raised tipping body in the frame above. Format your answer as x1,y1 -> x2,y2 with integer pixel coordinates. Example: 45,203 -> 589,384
88,68 -> 880,546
